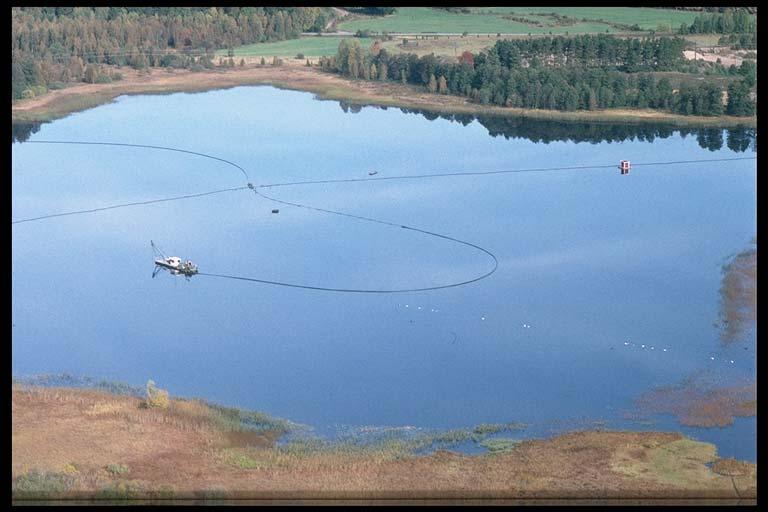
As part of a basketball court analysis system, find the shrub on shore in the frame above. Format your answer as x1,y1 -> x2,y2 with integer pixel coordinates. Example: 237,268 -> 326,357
105,463 -> 129,476
12,470 -> 75,499
143,380 -> 169,409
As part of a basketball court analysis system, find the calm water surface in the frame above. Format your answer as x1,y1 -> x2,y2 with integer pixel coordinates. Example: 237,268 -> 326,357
12,87 -> 756,460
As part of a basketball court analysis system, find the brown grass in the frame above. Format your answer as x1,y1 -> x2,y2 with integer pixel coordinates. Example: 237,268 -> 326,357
711,458 -> 753,477
11,60 -> 755,127
11,385 -> 756,500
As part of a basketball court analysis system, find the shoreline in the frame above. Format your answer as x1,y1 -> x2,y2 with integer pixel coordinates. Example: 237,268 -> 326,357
11,63 -> 756,128
12,382 -> 757,500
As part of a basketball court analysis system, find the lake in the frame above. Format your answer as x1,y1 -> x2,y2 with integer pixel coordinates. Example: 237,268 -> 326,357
12,86 -> 756,461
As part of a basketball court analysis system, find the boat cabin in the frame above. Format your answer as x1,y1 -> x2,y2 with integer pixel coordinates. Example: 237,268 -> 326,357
619,160 -> 631,175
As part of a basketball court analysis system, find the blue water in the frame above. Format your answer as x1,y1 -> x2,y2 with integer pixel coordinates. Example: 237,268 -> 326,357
11,86 -> 756,461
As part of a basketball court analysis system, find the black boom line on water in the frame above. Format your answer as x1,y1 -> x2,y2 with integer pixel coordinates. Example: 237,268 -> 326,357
13,139 -> 499,293
12,187 -> 247,225
12,140 -> 755,293
198,185 -> 500,293
258,156 -> 757,189
22,140 -> 251,181
13,140 -> 251,225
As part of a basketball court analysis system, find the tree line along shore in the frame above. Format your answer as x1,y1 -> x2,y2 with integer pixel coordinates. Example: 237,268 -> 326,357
12,7 -> 756,124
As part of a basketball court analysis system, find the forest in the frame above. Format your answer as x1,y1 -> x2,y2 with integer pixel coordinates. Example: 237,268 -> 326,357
11,7 -> 331,99
322,34 -> 756,117
11,6 -> 757,118
681,7 -> 757,34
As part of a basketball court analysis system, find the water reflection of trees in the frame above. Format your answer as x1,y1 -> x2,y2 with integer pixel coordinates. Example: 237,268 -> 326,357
11,122 -> 43,144
335,102 -> 756,153
15,106 -> 757,154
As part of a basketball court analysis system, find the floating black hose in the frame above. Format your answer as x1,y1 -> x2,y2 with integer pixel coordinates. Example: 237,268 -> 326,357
13,141 -> 755,293
13,140 -> 250,224
22,140 -> 250,181
203,185 -> 499,293
13,140 -> 499,293
258,156 -> 756,189
12,186 -> 246,225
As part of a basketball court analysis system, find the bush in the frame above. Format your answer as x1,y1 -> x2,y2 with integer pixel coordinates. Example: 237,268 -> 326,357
189,64 -> 205,72
95,74 -> 112,84
13,471 -> 74,499
96,481 -> 142,499
62,463 -> 79,474
147,485 -> 175,499
296,53 -> 305,59
160,54 -> 185,68
144,380 -> 169,409
21,89 -> 36,99
111,72 -> 123,81
48,81 -> 67,90
105,463 -> 129,475
196,488 -> 227,500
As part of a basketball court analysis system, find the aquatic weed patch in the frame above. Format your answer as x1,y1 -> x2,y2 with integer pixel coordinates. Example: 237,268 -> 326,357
12,373 -> 143,397
718,243 -> 756,343
319,420 -> 529,457
479,438 -> 523,453
472,422 -> 527,436
205,402 -> 294,434
635,374 -> 756,428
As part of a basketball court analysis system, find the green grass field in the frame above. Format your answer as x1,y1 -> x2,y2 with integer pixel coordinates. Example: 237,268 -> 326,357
337,7 -> 699,34
475,7 -> 699,30
220,8 -> 706,59
216,37 -> 374,58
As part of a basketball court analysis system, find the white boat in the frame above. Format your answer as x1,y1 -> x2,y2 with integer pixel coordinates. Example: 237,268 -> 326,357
152,241 -> 198,279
